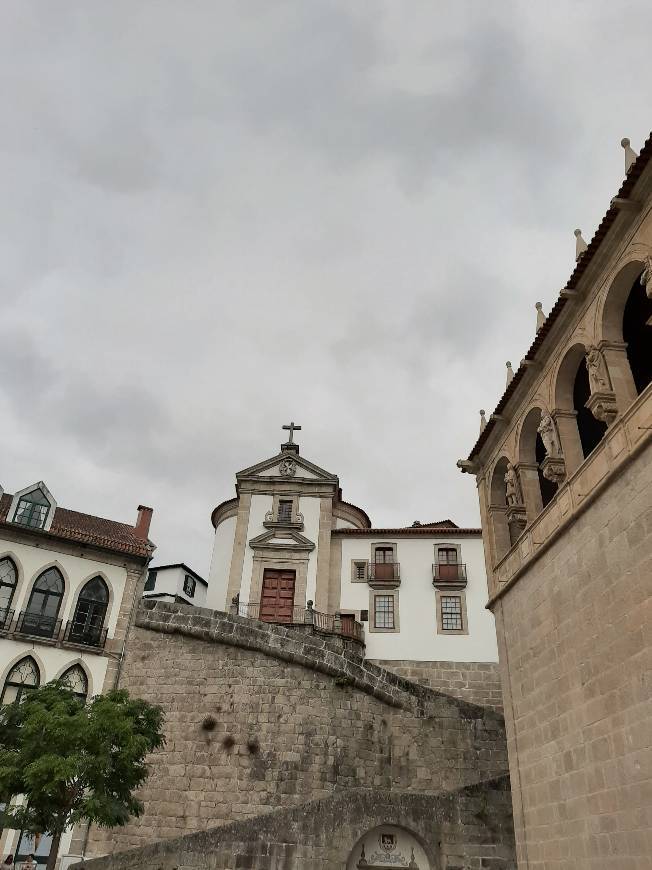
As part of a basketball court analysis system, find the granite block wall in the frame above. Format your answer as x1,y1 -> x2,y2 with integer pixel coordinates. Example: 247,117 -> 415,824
85,601 -> 510,860
372,659 -> 503,712
79,780 -> 516,870
493,441 -> 652,869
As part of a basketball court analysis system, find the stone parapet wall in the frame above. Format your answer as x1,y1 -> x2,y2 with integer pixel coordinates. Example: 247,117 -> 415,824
372,659 -> 503,712
494,440 -> 652,869
77,779 -> 516,870
86,601 -> 509,858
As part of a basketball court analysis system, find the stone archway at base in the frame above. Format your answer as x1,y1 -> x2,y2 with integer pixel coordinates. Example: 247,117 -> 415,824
346,825 -> 432,869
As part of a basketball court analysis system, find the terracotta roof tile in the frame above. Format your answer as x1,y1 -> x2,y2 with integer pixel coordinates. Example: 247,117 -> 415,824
467,131 -> 652,462
0,493 -> 153,559
333,525 -> 480,536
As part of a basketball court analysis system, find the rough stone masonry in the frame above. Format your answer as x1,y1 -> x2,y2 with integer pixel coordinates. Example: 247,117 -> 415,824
82,600 -> 515,868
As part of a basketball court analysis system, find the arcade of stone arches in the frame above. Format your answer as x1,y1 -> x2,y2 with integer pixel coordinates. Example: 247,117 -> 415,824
488,256 -> 651,562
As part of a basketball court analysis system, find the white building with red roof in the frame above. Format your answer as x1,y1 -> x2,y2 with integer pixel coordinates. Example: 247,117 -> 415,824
0,482 -> 154,867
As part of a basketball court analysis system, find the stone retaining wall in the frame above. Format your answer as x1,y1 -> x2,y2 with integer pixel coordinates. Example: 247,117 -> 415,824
372,659 -> 504,712
86,601 -> 510,858
78,779 -> 516,870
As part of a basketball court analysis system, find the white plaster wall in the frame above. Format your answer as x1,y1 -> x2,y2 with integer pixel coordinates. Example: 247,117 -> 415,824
335,517 -> 357,529
206,514 -> 237,610
144,566 -> 182,599
0,537 -> 128,636
299,495 -> 322,604
338,536 -> 498,663
0,637 -> 109,699
239,494 -> 273,604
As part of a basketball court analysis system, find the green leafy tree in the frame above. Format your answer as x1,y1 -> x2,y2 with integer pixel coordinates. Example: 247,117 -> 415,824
0,682 -> 164,870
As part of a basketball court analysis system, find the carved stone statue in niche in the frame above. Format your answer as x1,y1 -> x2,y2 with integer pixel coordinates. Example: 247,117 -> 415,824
538,411 -> 561,458
641,253 -> 652,299
504,462 -> 523,507
585,345 -> 612,393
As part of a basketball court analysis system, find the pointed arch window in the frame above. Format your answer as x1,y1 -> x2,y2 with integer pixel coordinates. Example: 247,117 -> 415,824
1,656 -> 40,704
60,664 -> 89,702
69,576 -> 109,647
19,567 -> 64,638
0,557 -> 18,629
13,487 -> 51,530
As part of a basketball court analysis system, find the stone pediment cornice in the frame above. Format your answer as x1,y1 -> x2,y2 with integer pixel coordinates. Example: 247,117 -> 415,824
236,451 -> 339,484
248,529 -> 316,552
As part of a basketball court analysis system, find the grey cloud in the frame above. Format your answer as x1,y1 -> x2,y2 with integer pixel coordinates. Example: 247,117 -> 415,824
0,1 -> 650,573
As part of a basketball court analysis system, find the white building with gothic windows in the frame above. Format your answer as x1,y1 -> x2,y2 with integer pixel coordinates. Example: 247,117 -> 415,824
206,428 -> 500,702
0,482 -> 154,868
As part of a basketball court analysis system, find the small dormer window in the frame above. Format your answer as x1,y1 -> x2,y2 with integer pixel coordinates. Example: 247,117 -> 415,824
14,488 -> 51,529
277,500 -> 293,523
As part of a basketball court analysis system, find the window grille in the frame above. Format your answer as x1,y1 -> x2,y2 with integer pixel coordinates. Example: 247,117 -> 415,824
183,575 -> 196,598
277,500 -> 293,522
354,562 -> 366,580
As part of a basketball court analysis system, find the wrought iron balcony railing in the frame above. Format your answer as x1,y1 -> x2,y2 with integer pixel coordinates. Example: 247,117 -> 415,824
14,611 -> 63,640
63,621 -> 109,649
432,562 -> 468,586
9,610 -> 109,649
234,600 -> 364,643
0,607 -> 15,631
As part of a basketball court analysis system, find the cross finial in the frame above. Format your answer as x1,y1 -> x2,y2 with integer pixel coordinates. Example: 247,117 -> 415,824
282,421 -> 302,443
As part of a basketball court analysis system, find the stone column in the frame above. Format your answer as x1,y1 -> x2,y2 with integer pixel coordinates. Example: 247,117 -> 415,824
488,506 -> 511,564
226,493 -> 252,604
515,462 -> 543,523
553,410 -> 584,477
314,497 -> 333,612
599,340 -> 638,414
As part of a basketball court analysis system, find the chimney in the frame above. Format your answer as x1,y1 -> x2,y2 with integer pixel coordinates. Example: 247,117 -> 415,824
134,505 -> 153,540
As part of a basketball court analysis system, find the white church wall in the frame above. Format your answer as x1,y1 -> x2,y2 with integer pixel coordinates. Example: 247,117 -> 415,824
298,495 -> 322,604
239,494 -> 273,604
206,514 -> 237,610
334,517 -> 357,529
338,536 -> 498,663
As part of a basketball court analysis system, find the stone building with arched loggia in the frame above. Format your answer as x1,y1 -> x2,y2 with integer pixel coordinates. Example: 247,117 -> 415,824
459,133 -> 652,869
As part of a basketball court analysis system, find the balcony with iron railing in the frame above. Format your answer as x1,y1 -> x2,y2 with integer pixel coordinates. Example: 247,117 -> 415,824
367,560 -> 401,588
432,562 -> 468,588
234,599 -> 364,644
0,610 -> 108,650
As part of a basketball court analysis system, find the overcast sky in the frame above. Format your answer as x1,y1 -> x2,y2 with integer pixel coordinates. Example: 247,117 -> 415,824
1,2 -> 650,575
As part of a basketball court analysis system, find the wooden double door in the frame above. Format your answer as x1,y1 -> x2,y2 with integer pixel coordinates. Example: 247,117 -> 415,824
260,569 -> 296,623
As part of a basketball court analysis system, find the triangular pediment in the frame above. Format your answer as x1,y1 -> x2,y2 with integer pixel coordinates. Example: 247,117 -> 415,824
249,529 -> 315,551
237,451 -> 338,484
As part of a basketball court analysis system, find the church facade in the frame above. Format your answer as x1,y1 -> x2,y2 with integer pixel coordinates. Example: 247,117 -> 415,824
206,427 -> 500,708
460,134 -> 652,868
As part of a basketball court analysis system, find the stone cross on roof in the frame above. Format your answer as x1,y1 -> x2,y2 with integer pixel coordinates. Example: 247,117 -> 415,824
282,421 -> 302,443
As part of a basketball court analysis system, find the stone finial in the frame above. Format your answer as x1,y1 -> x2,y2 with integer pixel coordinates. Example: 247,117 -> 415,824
621,137 -> 638,174
479,409 -> 487,433
574,229 -> 588,261
535,302 -> 546,333
506,361 -> 514,385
